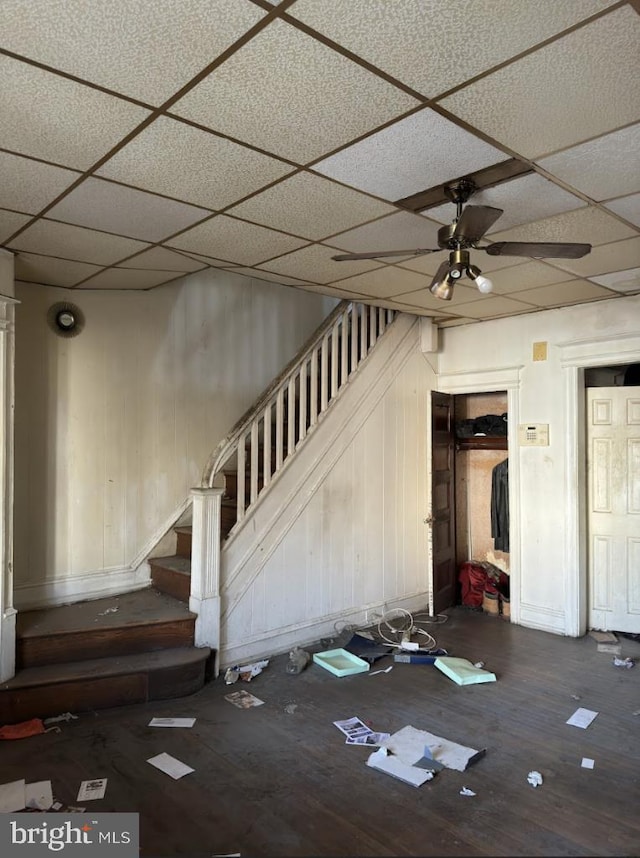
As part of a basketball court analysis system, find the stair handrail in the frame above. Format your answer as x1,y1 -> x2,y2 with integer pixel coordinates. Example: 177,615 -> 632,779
201,300 -> 395,529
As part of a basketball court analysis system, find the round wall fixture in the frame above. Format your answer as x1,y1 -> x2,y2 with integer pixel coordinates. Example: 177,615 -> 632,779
47,302 -> 85,338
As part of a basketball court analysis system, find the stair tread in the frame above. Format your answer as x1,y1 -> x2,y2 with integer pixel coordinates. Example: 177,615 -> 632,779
1,646 -> 211,690
17,588 -> 195,639
149,555 -> 191,575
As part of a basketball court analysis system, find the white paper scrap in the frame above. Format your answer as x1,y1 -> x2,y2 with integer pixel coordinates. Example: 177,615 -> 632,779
346,732 -> 390,746
381,725 -> 485,772
0,779 -> 26,812
77,778 -> 107,801
148,717 -> 196,728
460,787 -> 476,796
333,716 -> 371,739
147,752 -> 194,780
25,780 -> 53,810
527,771 -> 543,788
366,747 -> 433,787
581,757 -> 595,769
566,707 -> 599,729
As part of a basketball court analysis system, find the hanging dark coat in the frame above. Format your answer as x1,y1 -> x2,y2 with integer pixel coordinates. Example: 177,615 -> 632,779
491,459 -> 509,553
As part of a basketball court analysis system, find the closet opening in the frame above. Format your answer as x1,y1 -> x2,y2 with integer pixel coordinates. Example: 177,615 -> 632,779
453,391 -> 510,620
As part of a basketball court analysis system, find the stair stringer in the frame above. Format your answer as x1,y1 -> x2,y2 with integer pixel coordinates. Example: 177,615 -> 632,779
218,312 -> 432,666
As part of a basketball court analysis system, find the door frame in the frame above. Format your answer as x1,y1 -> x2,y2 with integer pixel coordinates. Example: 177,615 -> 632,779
560,331 -> 640,636
435,366 -> 521,626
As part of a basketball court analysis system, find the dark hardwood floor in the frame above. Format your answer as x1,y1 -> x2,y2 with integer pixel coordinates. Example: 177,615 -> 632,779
2,608 -> 639,857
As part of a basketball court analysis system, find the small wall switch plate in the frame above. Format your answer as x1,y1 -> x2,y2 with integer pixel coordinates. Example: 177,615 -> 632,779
532,341 -> 547,361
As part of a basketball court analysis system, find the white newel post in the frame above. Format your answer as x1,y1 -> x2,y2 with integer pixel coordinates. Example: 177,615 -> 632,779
189,487 -> 223,676
0,253 -> 17,682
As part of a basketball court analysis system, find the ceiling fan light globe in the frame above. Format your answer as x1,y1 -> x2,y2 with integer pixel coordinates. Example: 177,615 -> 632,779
475,274 -> 493,294
430,280 -> 454,300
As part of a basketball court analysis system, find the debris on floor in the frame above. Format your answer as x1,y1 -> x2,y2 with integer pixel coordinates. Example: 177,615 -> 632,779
285,647 -> 311,674
97,606 -> 119,616
612,656 -> 635,669
77,778 -> 108,801
382,725 -> 486,772
527,771 -> 543,788
224,659 -> 269,684
0,718 -> 56,740
148,717 -> 196,728
460,786 -> 476,796
566,707 -> 598,729
434,656 -> 497,686
25,779 -> 53,810
313,648 -> 370,677
146,753 -> 194,780
581,758 -> 595,769
333,716 -> 374,741
366,746 -> 434,787
224,690 -> 265,709
43,712 -> 78,726
369,665 -> 393,676
589,630 -> 618,644
284,703 -> 298,714
344,632 -> 393,663
0,779 -> 28,813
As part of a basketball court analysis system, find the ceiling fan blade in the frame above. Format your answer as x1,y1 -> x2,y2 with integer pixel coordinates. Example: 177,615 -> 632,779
332,248 -> 439,261
484,241 -> 592,259
452,205 -> 503,242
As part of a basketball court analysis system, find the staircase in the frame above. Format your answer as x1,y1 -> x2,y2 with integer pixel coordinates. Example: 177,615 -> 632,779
0,587 -> 211,724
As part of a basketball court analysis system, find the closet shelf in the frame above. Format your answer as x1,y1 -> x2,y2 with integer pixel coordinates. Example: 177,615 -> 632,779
456,437 -> 508,451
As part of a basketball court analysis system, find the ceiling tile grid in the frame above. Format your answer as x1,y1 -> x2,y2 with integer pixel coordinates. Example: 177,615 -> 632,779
0,0 -> 638,317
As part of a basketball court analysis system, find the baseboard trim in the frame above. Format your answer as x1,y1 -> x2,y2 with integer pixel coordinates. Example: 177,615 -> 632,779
14,563 -> 152,611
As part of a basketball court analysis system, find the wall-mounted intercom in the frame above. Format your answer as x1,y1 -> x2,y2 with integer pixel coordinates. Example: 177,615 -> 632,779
518,423 -> 549,446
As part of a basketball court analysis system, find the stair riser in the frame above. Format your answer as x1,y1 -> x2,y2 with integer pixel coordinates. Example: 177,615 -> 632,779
151,565 -> 190,603
17,619 -> 196,669
175,530 -> 192,558
0,660 -> 207,723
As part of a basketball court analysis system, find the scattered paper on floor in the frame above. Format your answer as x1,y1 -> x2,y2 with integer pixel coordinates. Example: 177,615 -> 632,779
366,747 -> 433,787
527,771 -> 543,788
581,758 -> 595,769
148,717 -> 196,728
77,778 -> 108,801
224,690 -> 264,709
566,708 -> 598,729
147,752 -> 194,780
346,732 -> 390,746
381,725 -> 485,772
0,779 -> 26,812
25,780 -> 53,810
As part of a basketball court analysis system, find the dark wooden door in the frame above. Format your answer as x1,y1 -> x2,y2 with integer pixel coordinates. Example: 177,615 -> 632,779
431,391 -> 456,614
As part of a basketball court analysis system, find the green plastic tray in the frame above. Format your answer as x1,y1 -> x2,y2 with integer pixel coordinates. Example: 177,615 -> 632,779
313,648 -> 370,677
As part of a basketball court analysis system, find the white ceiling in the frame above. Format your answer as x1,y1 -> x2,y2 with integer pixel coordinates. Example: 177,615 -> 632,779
1,0 -> 639,325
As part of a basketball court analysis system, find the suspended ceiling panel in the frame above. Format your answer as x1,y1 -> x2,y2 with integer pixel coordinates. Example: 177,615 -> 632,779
1,0 -> 638,323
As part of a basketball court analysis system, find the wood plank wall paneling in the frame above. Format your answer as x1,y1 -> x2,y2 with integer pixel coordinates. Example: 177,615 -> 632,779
225,349 -> 432,645
13,274 -> 337,601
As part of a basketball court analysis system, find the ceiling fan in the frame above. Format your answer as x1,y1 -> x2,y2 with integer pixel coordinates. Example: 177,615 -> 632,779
332,178 -> 591,300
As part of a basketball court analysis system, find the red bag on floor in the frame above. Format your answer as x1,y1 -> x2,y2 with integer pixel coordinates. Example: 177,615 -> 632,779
0,718 -> 46,740
459,562 -> 487,608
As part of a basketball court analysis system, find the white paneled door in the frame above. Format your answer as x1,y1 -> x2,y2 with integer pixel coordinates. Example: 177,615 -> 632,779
587,387 -> 640,633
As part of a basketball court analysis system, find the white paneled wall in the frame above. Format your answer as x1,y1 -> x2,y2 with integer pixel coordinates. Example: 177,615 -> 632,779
13,270 -> 336,607
220,316 -> 436,666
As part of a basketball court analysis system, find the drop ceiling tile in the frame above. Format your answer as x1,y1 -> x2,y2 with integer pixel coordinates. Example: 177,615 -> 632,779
8,220 -> 150,265
537,124 -> 640,201
121,247 -> 207,272
441,6 -> 640,159
0,210 -> 32,243
329,212 -> 441,254
171,18 -> 419,163
76,268 -> 185,290
550,237 -> 640,278
167,215 -> 308,266
483,261 -> 575,295
512,279 -> 616,307
14,251 -> 102,287
390,281 -> 494,312
450,295 -> 537,319
589,267 -> 640,294
97,116 -> 294,210
227,267 -> 315,288
0,54 -> 150,170
46,178 -> 211,243
0,152 -> 80,214
489,207 -> 637,248
257,243 -> 381,284
313,108 -> 505,200
326,265 -> 439,299
289,0 -> 615,98
172,251 -> 243,268
229,172 -> 395,241
604,194 -> 640,229
1,0 -> 266,104
425,173 -> 585,232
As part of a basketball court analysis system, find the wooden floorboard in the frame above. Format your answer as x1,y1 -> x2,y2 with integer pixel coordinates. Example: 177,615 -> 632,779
2,608 -> 639,857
